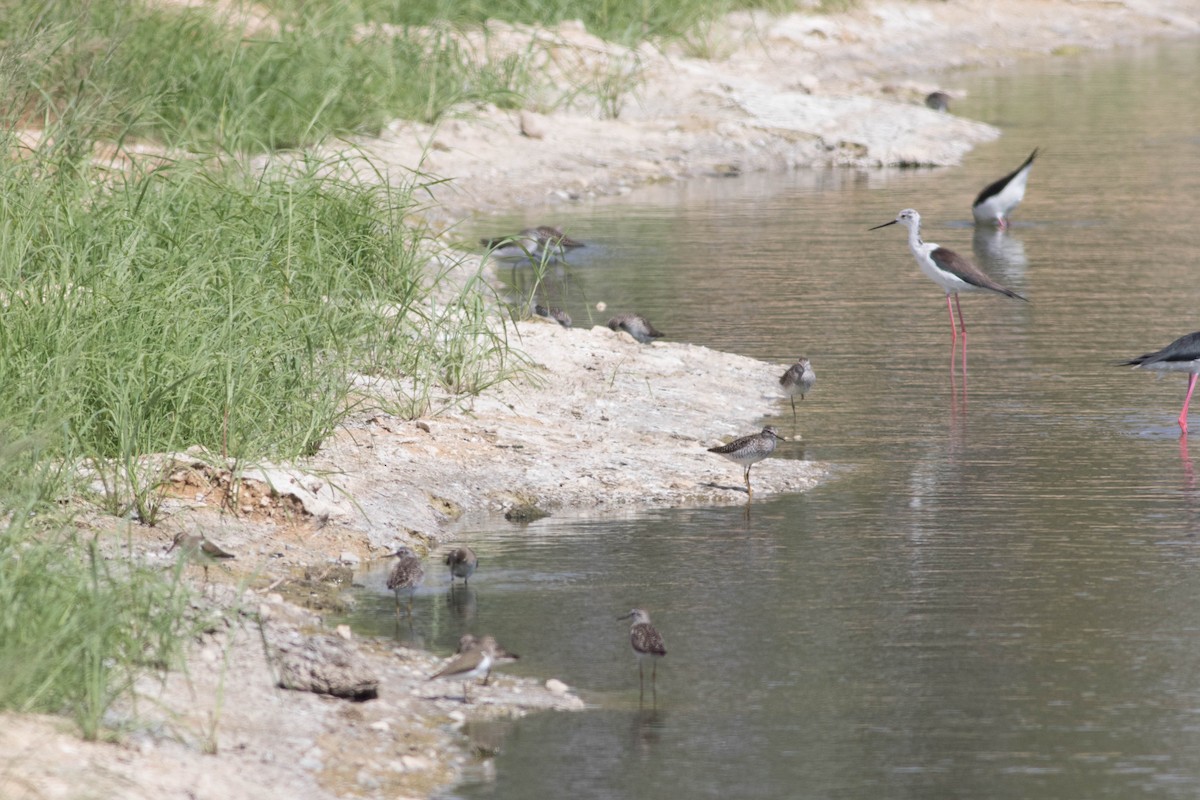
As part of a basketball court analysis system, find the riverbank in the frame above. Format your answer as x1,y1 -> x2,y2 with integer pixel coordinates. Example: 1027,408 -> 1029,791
4,2 -> 1199,799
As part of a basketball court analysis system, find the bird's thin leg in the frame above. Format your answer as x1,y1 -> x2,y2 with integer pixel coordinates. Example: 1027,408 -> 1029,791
1180,373 -> 1199,434
953,293 -> 967,335
790,396 -> 797,421
744,466 -> 752,498
463,681 -> 471,704
639,662 -> 645,703
945,294 -> 957,339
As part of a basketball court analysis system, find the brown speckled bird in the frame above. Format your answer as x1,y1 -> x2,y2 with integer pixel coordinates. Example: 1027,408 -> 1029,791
167,532 -> 235,583
618,608 -> 666,701
430,634 -> 519,702
607,313 -> 664,344
386,546 -> 424,617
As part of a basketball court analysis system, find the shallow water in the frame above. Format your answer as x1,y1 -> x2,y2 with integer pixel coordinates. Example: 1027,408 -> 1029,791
359,41 -> 1200,798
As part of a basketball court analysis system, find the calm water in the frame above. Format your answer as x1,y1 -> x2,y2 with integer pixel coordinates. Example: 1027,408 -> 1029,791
361,41 -> 1200,798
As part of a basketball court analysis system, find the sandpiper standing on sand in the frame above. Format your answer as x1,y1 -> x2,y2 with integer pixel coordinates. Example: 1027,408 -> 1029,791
870,208 -> 1026,338
780,357 -> 816,420
167,532 -> 235,583
444,546 -> 478,586
387,546 -> 424,617
708,426 -> 782,499
607,313 -> 664,344
429,634 -> 518,702
618,608 -> 666,702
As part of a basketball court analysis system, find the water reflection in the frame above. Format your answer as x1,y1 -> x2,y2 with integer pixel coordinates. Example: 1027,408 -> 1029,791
971,226 -> 1029,280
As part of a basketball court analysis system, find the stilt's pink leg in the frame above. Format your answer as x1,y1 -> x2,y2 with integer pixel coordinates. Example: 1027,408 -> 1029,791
998,217 -> 1008,231
945,294 -> 957,339
953,293 -> 967,335
1179,373 -> 1198,434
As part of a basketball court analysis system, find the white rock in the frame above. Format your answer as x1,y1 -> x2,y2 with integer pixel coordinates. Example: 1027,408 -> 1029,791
545,678 -> 570,695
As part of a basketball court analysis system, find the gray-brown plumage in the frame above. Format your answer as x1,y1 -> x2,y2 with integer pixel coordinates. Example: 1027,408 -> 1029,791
534,304 -> 573,329
619,608 -> 666,700
444,545 -> 478,586
780,357 -> 815,420
167,532 -> 235,583
707,426 -> 782,498
924,91 -> 950,112
430,634 -> 518,702
387,546 -> 424,616
481,225 -> 584,261
455,633 -> 519,685
607,313 -> 664,344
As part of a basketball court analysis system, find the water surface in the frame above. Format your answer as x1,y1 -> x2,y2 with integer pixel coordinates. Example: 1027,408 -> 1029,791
365,41 -> 1200,799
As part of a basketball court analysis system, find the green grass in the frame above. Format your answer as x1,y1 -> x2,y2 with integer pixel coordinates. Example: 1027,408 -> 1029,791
0,495 -> 195,740
1,0 -> 859,152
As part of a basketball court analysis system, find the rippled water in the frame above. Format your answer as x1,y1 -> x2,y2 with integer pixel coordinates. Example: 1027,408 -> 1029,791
357,41 -> 1200,798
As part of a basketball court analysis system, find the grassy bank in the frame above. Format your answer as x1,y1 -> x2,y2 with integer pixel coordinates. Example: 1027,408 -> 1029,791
1,0 -> 853,152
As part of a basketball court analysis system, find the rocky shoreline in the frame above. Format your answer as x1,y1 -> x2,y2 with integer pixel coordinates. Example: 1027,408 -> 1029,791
4,1 -> 1200,798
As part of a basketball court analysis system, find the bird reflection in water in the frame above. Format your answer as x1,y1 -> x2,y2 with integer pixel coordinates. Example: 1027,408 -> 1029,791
632,708 -> 667,757
971,226 -> 1029,284
447,585 -> 478,624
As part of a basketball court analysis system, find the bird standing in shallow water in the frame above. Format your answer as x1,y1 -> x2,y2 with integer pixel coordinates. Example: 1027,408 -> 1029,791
1121,331 -> 1200,435
481,226 -> 584,261
870,208 -> 1026,338
618,608 -> 666,703
444,545 -> 478,586
167,532 -> 234,583
708,426 -> 781,499
387,546 -> 424,617
780,357 -> 816,420
972,148 -> 1038,229
607,313 -> 664,344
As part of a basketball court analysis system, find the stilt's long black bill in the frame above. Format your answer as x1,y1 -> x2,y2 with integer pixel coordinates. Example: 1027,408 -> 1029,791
869,220 -> 898,231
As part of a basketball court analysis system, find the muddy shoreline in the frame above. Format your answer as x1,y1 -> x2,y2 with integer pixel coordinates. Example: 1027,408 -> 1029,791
4,2 -> 1200,799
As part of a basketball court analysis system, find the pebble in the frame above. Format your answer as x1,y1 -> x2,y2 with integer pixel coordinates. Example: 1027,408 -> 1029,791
368,720 -> 390,732
335,624 -> 353,641
401,755 -> 432,772
545,679 -> 570,695
339,551 -> 360,565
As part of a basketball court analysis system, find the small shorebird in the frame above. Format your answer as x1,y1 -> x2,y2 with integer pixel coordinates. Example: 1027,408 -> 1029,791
455,633 -> 519,685
444,546 -> 478,586
618,608 -> 666,701
972,148 -> 1038,229
167,532 -> 234,583
429,634 -> 518,702
1121,331 -> 1200,434
534,304 -> 573,329
387,546 -> 424,617
924,91 -> 950,112
708,426 -> 782,498
780,357 -> 816,420
870,208 -> 1026,338
481,225 -> 584,261
607,313 -> 664,344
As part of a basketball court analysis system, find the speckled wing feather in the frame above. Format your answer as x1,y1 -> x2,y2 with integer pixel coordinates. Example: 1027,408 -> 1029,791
631,622 -> 667,657
388,555 -> 424,591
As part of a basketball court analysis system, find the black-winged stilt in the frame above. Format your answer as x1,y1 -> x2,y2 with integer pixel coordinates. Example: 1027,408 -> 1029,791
972,148 -> 1038,229
870,209 -> 1026,338
1121,331 -> 1200,434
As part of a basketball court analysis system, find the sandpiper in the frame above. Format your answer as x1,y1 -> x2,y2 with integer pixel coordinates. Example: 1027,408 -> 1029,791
455,633 -> 519,685
534,304 -> 573,329
972,148 -> 1038,229
444,545 -> 478,586
1121,331 -> 1200,434
429,634 -> 518,702
481,225 -> 584,261
618,608 -> 666,701
780,357 -> 816,420
708,426 -> 782,498
607,313 -> 664,344
167,532 -> 234,583
387,546 -> 424,617
924,91 -> 951,112
870,208 -> 1026,338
